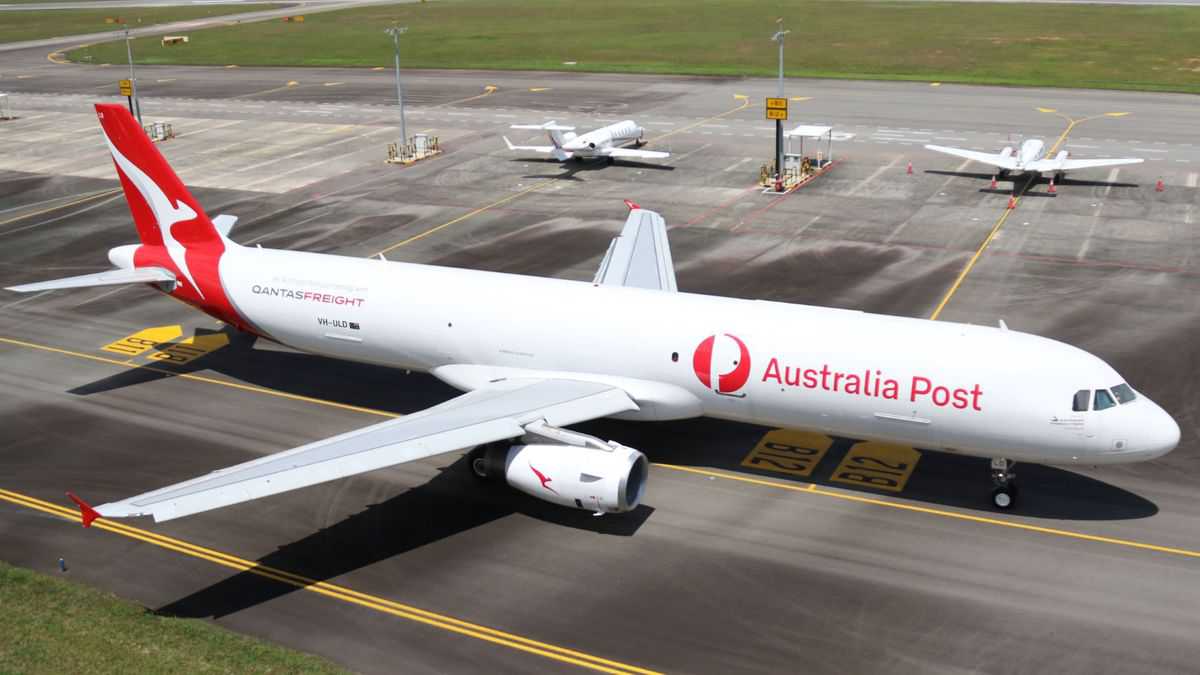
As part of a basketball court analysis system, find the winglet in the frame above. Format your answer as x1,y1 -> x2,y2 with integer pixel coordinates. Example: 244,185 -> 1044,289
66,492 -> 100,528
623,199 -> 641,211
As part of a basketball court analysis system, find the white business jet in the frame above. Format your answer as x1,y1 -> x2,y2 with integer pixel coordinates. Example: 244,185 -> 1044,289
925,139 -> 1143,182
7,105 -> 1178,528
503,119 -> 669,163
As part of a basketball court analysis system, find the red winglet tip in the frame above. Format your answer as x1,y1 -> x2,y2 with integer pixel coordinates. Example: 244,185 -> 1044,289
623,199 -> 641,211
66,492 -> 100,528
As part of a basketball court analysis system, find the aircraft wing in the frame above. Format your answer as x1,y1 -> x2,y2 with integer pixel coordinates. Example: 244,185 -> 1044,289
502,136 -> 571,161
593,204 -> 677,292
604,147 -> 670,160
924,144 -> 1018,170
6,266 -> 175,292
1029,157 -> 1145,172
82,378 -> 638,524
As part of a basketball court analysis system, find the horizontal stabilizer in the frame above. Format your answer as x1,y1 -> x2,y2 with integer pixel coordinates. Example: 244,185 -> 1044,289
511,121 -> 575,131
924,144 -> 1018,171
1030,157 -> 1145,172
5,266 -> 175,293
212,214 -> 238,237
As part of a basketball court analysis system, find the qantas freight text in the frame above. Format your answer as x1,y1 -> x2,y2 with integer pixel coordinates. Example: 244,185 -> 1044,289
252,284 -> 365,307
761,358 -> 984,411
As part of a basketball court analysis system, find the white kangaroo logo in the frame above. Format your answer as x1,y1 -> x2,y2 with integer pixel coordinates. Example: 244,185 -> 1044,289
102,134 -> 205,299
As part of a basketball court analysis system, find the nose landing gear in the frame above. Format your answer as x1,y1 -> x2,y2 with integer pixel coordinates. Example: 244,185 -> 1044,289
990,458 -> 1018,509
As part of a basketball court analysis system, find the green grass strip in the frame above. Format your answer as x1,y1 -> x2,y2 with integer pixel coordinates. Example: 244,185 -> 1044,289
0,560 -> 348,674
63,0 -> 1200,94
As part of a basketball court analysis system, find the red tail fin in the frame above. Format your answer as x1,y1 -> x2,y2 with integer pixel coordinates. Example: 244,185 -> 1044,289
94,104 -> 220,249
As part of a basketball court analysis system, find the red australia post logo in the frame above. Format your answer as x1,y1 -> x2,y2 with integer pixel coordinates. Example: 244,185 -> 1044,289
693,333 -> 752,395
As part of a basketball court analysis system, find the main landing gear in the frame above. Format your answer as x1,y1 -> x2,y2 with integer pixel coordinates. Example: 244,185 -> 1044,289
990,458 -> 1018,509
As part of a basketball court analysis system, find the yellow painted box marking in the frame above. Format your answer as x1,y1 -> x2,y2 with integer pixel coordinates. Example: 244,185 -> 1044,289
831,442 -> 921,493
147,332 -> 229,365
740,429 -> 832,478
102,325 -> 182,356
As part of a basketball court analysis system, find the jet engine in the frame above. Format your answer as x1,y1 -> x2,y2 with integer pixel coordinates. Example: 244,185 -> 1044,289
472,441 -> 648,514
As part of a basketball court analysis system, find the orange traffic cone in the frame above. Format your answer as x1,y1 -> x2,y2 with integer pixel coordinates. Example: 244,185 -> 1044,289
1155,178 -> 1165,192
906,161 -> 913,175
1007,196 -> 1017,209
1047,178 -> 1056,195
989,176 -> 997,190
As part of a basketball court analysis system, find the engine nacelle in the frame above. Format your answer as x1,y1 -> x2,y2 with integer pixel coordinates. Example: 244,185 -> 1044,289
495,442 -> 648,514
1000,146 -> 1014,158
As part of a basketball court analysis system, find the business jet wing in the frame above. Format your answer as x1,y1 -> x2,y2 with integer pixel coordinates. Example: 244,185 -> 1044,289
1028,156 -> 1145,172
603,147 -> 670,160
6,266 -> 176,292
594,204 -> 677,292
76,378 -> 637,524
502,136 -> 572,161
924,144 -> 1018,171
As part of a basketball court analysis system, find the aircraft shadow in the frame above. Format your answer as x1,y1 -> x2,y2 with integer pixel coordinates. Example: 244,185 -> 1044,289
575,417 -> 1159,522
515,157 -> 675,181
924,170 -> 1138,191
156,455 -> 652,619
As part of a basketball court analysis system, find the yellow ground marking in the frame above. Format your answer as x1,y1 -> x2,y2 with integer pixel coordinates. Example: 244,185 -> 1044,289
102,325 -> 183,357
830,441 -> 921,493
225,64 -> 239,69
655,464 -> 1200,560
930,82 -> 941,87
146,332 -> 230,365
16,75 -> 34,79
370,179 -> 555,258
3,334 -> 1199,564
432,84 -> 498,108
48,51 -> 69,65
740,429 -> 832,478
0,335 -> 396,419
645,95 -> 753,145
323,81 -> 343,87
528,87 -> 550,92
372,66 -> 385,71
789,96 -> 812,101
156,78 -> 176,83
232,80 -> 300,99
0,489 -> 660,675
0,188 -> 122,229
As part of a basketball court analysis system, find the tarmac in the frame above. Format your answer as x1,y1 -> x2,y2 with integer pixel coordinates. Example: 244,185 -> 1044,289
1,52 -> 1199,675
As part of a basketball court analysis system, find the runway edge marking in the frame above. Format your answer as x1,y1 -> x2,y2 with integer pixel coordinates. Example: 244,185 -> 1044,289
0,489 -> 660,675
654,464 -> 1200,561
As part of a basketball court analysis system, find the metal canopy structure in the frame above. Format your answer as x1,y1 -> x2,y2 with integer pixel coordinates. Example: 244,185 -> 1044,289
785,124 -> 834,165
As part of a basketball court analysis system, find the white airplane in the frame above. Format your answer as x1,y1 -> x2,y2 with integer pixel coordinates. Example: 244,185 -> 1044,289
9,105 -> 1179,528
924,139 -> 1143,180
503,119 -> 669,163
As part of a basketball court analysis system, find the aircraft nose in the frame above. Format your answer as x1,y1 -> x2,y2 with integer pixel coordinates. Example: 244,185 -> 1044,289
1139,399 -> 1180,459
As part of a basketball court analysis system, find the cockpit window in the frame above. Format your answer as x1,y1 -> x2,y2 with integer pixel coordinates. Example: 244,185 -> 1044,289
1111,383 -> 1137,404
1073,390 -> 1090,412
1094,389 -> 1116,411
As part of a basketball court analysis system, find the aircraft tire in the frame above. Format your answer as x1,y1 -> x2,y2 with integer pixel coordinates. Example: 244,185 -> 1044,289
992,484 -> 1018,509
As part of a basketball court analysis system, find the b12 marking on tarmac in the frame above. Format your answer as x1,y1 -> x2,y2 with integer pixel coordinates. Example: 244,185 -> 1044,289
740,429 -> 832,477
831,442 -> 921,493
102,325 -> 183,356
102,325 -> 228,364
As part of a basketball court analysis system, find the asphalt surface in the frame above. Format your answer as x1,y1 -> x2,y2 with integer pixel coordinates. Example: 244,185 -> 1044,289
1,60 -> 1199,675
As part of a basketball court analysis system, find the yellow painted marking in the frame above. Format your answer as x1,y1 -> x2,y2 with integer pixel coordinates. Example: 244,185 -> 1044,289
371,179 -> 555,258
48,51 -> 69,65
654,464 -> 1200,560
225,64 -> 239,69
3,335 -> 1199,565
830,441 -> 920,493
432,84 -> 498,108
1104,112 -> 1130,118
17,75 -> 34,79
234,81 -> 301,99
645,95 -> 753,145
372,66 -> 385,71
287,80 -> 298,86
0,489 -> 659,675
740,429 -> 831,478
929,82 -> 941,87
928,201 -> 1018,320
0,336 -> 395,419
1036,107 -> 1057,113
147,332 -> 229,365
528,87 -> 550,92
323,81 -> 343,87
789,96 -> 812,101
156,78 -> 176,83
102,325 -> 182,357
0,189 -> 122,229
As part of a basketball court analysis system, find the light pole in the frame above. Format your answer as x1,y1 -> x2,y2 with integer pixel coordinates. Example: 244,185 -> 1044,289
124,25 -> 141,125
771,20 -> 789,189
385,25 -> 409,145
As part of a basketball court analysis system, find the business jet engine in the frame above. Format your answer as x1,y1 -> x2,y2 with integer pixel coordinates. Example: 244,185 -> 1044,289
470,440 -> 648,514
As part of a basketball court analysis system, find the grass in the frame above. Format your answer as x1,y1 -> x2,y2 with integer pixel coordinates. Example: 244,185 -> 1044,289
63,0 -> 1200,94
0,4 -> 281,45
0,560 -> 348,674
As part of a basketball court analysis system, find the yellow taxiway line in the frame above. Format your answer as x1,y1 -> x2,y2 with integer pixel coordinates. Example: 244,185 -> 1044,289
0,488 -> 659,675
928,195 -> 1021,321
645,95 -> 753,146
2,332 -> 1197,563
0,188 -> 122,229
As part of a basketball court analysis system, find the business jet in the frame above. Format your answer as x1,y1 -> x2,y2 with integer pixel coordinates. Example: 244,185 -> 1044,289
925,139 -> 1143,182
503,119 -> 669,163
7,105 -> 1178,528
